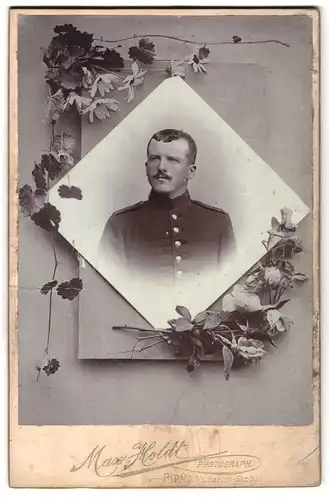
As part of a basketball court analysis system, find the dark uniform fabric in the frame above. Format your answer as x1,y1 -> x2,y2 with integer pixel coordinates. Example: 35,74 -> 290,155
98,190 -> 236,283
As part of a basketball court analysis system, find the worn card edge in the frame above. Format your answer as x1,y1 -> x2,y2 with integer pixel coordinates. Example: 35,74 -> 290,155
8,7 -> 320,489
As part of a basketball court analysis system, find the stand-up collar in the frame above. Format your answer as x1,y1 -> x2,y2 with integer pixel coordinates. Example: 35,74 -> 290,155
148,190 -> 191,210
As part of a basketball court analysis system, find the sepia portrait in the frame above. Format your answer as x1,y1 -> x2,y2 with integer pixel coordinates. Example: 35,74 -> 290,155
97,127 -> 237,283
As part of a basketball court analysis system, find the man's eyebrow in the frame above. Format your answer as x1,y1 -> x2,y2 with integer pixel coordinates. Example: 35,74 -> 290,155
166,155 -> 182,161
147,153 -> 183,161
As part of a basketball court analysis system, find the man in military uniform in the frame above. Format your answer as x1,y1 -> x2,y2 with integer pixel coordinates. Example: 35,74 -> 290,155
98,129 -> 236,284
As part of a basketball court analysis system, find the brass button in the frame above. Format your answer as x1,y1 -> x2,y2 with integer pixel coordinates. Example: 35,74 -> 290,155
176,256 -> 182,263
172,213 -> 178,220
173,227 -> 179,234
175,241 -> 181,247
176,270 -> 183,277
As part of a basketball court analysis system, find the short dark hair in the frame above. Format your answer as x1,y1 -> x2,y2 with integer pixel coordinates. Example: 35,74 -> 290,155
147,129 -> 197,164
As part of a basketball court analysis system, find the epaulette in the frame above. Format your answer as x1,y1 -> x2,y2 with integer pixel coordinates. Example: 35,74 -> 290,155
193,199 -> 227,215
112,201 -> 145,216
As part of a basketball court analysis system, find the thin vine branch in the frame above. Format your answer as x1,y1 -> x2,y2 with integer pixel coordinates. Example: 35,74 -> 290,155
45,122 -> 58,356
108,341 -> 166,357
273,285 -> 281,304
90,64 -> 126,78
139,339 -> 166,352
45,235 -> 58,355
277,278 -> 295,301
113,325 -> 172,335
95,34 -> 290,48
219,324 -> 236,337
137,334 -> 167,341
35,121 -> 62,381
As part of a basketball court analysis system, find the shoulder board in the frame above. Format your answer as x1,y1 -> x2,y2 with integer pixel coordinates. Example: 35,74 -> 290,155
193,200 -> 227,215
113,201 -> 145,216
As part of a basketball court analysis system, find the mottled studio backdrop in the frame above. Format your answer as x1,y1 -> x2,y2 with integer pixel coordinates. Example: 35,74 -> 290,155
18,14 -> 313,425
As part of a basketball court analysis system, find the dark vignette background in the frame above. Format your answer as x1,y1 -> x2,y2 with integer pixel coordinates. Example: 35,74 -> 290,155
18,14 -> 314,425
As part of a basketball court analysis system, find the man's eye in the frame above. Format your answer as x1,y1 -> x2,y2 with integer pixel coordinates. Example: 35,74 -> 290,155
168,158 -> 179,163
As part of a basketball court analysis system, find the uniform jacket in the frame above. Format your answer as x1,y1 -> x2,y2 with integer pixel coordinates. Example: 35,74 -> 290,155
98,190 -> 236,283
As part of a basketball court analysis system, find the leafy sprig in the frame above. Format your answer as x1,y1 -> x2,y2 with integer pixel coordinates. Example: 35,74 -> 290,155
41,23 -> 289,126
41,25 -> 219,124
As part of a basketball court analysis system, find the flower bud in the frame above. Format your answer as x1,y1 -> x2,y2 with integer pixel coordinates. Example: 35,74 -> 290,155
264,266 -> 281,287
245,274 -> 258,286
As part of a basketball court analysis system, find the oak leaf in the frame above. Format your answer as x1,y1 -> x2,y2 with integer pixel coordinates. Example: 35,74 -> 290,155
57,277 -> 83,300
19,185 -> 46,216
43,358 -> 60,376
31,203 -> 61,232
128,37 -> 155,64
58,185 -> 83,200
32,162 -> 47,191
41,280 -> 58,295
40,154 -> 62,180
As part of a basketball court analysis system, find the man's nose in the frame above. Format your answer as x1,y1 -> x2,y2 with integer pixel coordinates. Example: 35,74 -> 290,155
158,157 -> 168,172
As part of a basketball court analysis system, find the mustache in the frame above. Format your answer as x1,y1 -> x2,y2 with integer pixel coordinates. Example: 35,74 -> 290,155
154,171 -> 172,180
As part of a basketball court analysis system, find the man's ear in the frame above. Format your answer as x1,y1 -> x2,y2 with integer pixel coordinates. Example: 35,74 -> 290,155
188,164 -> 197,179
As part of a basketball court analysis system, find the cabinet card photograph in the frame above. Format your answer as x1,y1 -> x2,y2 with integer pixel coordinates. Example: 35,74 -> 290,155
9,7 -> 320,489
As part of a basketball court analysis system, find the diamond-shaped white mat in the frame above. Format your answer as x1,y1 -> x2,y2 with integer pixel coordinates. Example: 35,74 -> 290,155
50,77 -> 309,327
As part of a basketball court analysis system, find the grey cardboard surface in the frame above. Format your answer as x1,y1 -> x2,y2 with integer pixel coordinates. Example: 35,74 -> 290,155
18,13 -> 314,426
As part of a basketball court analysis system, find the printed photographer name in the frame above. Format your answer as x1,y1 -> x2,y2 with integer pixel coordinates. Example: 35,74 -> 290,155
70,440 -> 189,477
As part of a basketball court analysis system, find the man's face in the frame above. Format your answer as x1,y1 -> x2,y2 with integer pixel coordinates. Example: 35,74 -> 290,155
146,138 -> 196,198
